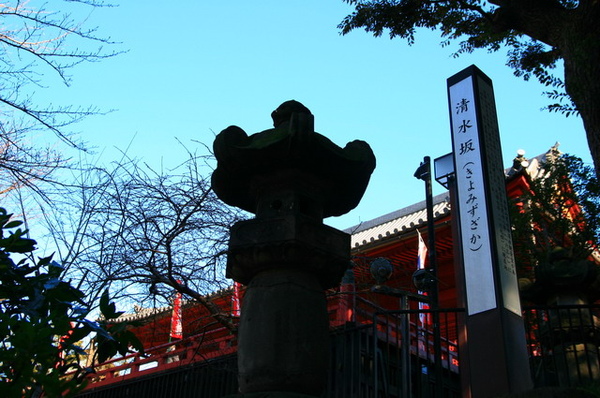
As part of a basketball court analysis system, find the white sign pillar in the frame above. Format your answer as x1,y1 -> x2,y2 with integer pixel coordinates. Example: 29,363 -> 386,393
448,65 -> 532,397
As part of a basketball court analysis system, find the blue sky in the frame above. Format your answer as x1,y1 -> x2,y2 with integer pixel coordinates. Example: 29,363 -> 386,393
45,1 -> 591,230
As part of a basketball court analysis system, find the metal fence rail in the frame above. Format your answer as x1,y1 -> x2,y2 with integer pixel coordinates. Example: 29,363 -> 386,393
78,355 -> 238,398
77,304 -> 600,398
523,303 -> 600,388
77,309 -> 463,398
369,307 -> 463,398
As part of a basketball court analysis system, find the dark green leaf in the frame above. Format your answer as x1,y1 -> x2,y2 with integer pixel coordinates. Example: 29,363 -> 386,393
4,220 -> 22,229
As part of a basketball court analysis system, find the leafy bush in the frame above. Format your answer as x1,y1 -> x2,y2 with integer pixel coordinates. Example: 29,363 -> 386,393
511,154 -> 600,278
0,208 -> 143,397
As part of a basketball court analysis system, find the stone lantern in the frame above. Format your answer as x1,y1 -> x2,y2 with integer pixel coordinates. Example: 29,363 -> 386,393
212,100 -> 376,397
521,247 -> 600,386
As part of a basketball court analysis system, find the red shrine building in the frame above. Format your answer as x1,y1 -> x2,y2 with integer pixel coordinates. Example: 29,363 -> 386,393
79,145 -> 600,398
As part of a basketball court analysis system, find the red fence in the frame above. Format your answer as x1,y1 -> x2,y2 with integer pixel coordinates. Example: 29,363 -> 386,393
86,326 -> 237,389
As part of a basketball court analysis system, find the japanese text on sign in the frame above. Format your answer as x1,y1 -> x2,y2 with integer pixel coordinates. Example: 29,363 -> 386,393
449,75 -> 497,315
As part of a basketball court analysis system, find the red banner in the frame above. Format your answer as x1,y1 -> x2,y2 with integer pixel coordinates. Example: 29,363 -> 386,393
170,284 -> 183,340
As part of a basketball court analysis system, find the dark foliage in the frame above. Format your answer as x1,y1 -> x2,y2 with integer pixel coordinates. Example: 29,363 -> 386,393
0,208 -> 143,398
339,1 -> 600,175
510,154 -> 600,280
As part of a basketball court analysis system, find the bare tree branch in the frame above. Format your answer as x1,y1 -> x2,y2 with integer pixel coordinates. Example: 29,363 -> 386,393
0,1 -> 122,147
42,143 -> 245,331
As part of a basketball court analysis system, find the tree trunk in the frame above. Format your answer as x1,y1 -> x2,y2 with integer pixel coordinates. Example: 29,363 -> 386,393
560,7 -> 600,175
564,57 -> 600,175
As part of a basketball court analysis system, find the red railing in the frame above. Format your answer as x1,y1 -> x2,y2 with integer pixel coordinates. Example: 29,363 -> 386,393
84,293 -> 458,390
86,326 -> 237,389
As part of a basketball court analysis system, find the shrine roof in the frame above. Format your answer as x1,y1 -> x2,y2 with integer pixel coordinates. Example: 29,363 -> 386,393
105,286 -> 232,323
344,193 -> 451,251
